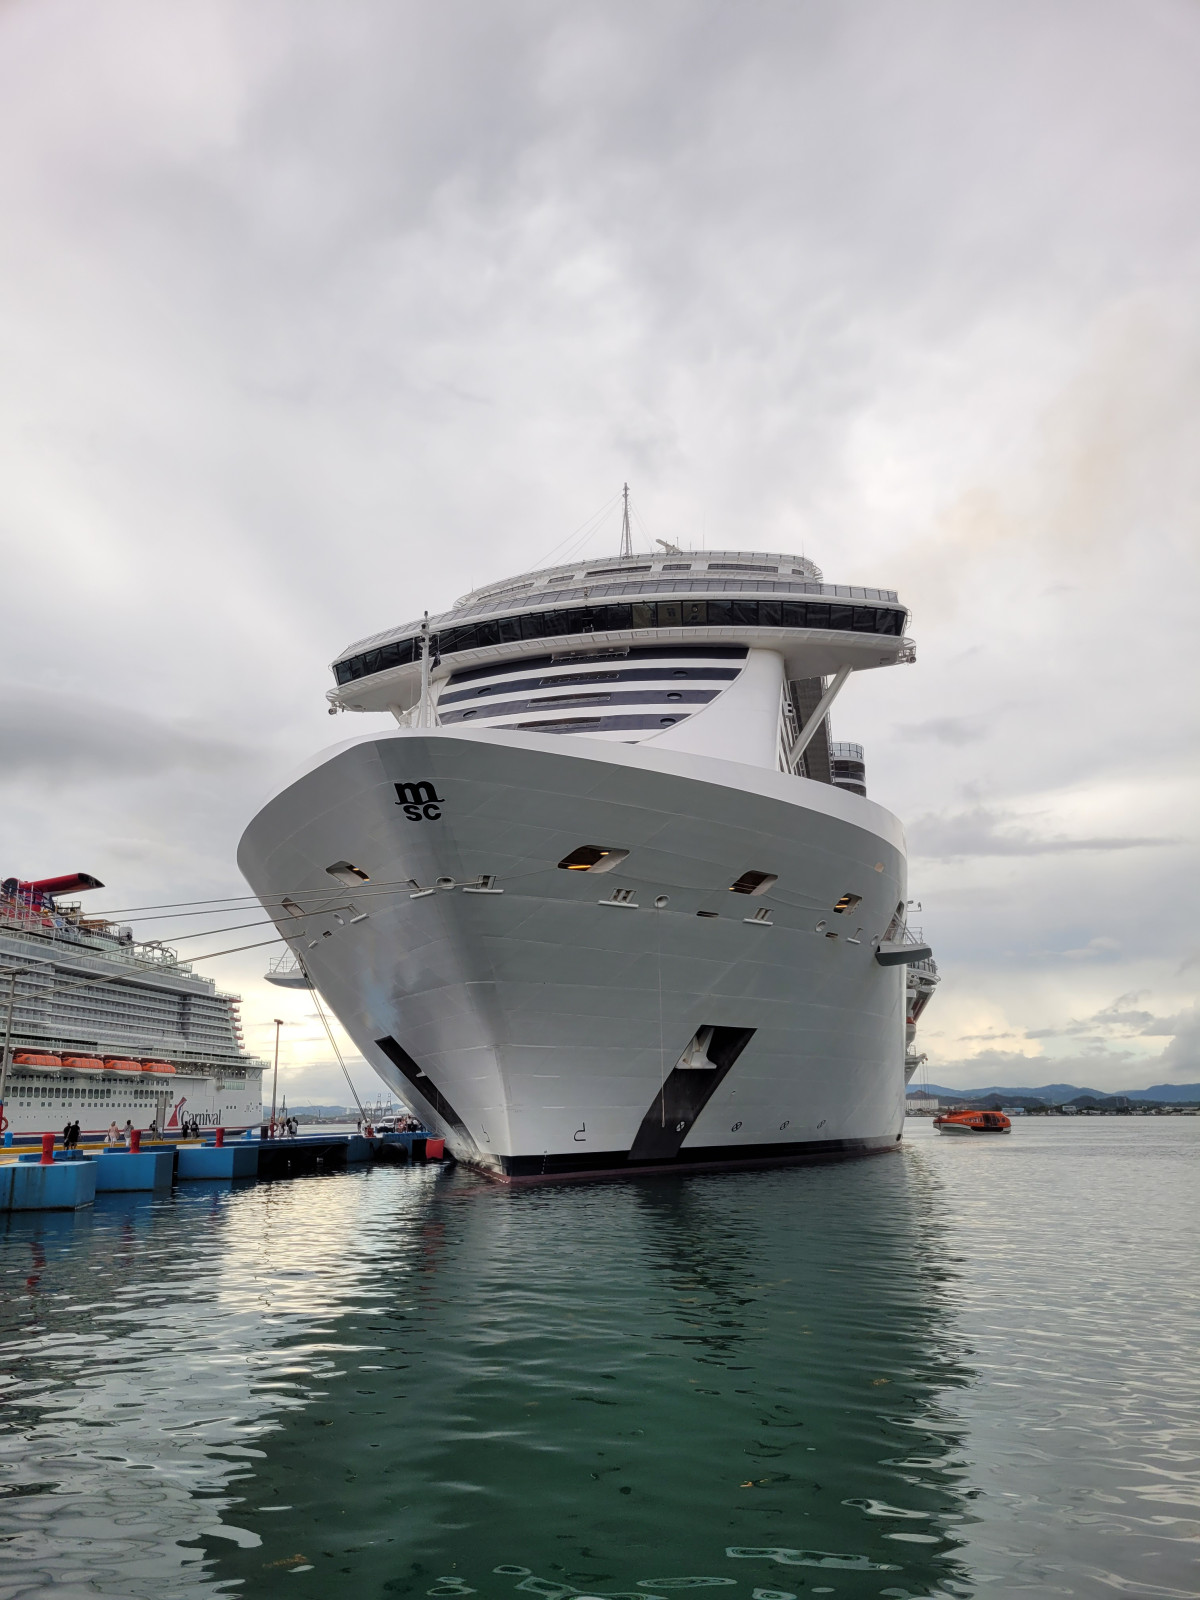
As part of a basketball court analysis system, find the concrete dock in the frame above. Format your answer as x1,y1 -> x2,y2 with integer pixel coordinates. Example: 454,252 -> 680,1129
0,1130 -> 445,1210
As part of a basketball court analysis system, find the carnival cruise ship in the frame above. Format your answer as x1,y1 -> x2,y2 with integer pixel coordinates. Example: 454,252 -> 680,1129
239,514 -> 937,1179
0,874 -> 264,1141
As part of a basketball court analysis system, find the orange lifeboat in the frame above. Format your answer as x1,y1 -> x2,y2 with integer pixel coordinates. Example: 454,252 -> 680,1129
63,1056 -> 105,1072
141,1061 -> 176,1074
104,1057 -> 143,1074
13,1051 -> 61,1068
933,1109 -> 1011,1135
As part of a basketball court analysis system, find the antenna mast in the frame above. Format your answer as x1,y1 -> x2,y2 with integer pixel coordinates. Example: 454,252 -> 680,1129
619,483 -> 632,558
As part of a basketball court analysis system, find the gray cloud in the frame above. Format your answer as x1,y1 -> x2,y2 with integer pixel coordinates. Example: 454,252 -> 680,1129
1159,1007 -> 1200,1076
0,685 -> 250,781
0,1 -> 1196,1099
898,717 -> 989,746
907,805 -> 1172,860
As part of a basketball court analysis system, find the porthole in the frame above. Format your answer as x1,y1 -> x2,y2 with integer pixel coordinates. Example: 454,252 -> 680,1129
659,717 -> 677,725
666,692 -> 683,701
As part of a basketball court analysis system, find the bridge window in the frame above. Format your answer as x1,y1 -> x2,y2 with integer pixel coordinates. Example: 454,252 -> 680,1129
334,600 -> 905,684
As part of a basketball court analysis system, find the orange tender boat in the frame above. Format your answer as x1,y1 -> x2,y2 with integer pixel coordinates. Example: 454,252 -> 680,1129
933,1108 -> 1011,1135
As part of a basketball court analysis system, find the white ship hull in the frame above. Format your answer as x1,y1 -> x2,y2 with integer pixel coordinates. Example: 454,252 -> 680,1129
239,727 -> 910,1180
3,1069 -> 262,1142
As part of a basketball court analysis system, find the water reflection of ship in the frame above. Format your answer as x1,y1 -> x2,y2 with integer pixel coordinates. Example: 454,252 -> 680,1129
193,1157 -> 976,1597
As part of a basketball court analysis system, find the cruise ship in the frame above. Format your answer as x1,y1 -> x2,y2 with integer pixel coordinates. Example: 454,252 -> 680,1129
239,517 -> 937,1179
0,874 -> 264,1140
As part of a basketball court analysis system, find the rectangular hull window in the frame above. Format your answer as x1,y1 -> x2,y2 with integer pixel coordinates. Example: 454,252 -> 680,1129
557,846 -> 630,873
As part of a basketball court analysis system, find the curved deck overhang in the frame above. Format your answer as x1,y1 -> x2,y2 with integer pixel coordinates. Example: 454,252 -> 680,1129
329,624 -> 912,715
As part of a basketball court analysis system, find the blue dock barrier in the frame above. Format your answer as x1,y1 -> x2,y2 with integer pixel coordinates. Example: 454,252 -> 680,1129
176,1144 -> 259,1181
95,1148 -> 175,1192
9,1155 -> 97,1211
1,1128 -> 445,1209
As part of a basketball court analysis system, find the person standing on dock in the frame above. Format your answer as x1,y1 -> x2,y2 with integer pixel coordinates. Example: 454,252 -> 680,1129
105,1122 -> 120,1145
123,1120 -> 133,1148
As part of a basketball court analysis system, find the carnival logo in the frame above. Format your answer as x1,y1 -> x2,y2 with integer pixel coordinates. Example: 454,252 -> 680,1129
395,780 -> 443,821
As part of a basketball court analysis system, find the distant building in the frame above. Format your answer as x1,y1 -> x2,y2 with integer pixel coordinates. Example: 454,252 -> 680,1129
906,1095 -> 939,1114
1001,1105 -> 1026,1116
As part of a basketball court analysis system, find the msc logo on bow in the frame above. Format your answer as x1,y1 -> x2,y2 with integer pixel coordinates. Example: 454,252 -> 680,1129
395,780 -> 443,821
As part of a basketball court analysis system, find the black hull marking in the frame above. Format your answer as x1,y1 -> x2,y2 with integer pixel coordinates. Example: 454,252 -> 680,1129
490,1131 -> 900,1182
375,1036 -> 474,1144
628,1025 -> 757,1161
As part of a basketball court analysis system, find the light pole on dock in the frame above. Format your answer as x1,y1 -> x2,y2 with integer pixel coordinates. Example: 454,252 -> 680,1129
269,1018 -> 286,1137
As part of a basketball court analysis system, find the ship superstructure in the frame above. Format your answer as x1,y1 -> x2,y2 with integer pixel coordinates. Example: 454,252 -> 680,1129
240,527 -> 937,1180
0,874 -> 264,1139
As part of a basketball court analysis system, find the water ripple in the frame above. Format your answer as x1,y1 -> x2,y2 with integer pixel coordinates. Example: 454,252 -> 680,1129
0,1123 -> 1196,1597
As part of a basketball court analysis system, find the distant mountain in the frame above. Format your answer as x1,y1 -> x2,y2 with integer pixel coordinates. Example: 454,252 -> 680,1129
913,1082 -> 1200,1105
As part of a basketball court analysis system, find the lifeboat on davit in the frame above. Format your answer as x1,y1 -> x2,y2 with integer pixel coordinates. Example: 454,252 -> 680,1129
141,1061 -> 176,1074
933,1109 -> 1011,1135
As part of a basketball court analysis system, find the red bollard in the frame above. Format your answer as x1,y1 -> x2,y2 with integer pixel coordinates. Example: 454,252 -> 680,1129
214,1127 -> 225,1147
40,1131 -> 55,1165
130,1128 -> 141,1153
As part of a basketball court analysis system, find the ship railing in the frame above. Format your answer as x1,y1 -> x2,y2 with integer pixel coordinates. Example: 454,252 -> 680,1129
266,952 -> 306,979
1,905 -> 191,973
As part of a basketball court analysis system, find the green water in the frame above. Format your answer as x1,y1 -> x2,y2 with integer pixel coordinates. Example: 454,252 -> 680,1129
1,1120 -> 1197,1599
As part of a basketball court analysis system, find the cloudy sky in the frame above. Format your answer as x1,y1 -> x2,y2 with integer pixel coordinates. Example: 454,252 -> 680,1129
2,0 -> 1197,1101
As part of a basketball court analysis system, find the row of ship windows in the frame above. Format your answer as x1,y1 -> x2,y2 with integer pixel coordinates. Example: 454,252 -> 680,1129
508,714 -> 685,733
334,598 -> 906,684
16,1087 -> 159,1103
20,1009 -> 231,1027
449,576 -> 898,621
476,562 -> 812,598
20,1000 -> 229,1024
438,664 -> 740,705
440,689 -> 718,723
447,644 -> 746,687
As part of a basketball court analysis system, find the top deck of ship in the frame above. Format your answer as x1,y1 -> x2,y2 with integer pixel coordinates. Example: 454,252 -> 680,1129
327,547 -> 912,717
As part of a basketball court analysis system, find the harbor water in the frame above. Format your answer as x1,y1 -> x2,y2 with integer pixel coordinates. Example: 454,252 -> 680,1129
1,1120 -> 1197,1599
